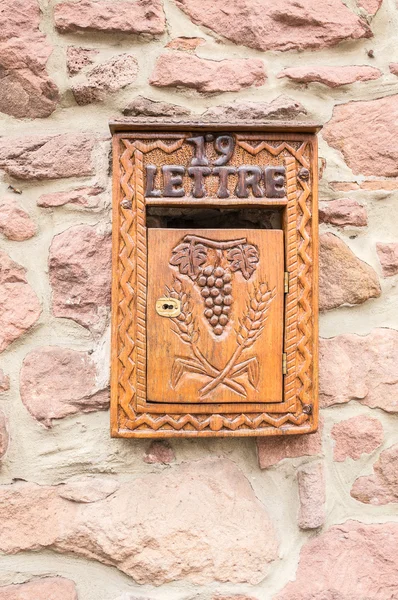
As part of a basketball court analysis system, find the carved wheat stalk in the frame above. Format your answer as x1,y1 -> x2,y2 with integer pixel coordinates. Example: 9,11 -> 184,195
237,283 -> 276,349
167,278 -> 200,346
199,282 -> 276,397
167,278 -> 246,396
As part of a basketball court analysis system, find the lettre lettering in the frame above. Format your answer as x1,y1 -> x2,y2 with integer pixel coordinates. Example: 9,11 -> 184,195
162,165 -> 185,197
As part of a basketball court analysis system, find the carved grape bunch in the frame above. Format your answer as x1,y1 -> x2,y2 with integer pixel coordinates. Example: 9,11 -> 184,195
198,265 -> 233,335
170,235 -> 259,337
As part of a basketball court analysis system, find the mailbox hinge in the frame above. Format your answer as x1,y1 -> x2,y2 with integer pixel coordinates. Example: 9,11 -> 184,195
284,271 -> 289,294
282,353 -> 287,375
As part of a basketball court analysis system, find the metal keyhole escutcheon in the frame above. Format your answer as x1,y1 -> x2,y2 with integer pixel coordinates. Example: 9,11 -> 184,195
156,297 -> 181,318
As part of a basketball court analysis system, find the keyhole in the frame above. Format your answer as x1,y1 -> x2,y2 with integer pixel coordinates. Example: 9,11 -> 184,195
156,298 -> 181,317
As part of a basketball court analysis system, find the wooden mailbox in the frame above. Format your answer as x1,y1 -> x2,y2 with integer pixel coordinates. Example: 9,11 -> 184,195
110,120 -> 320,438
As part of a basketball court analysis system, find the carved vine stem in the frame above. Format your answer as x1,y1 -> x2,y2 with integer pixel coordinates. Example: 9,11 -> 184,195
182,235 -> 247,249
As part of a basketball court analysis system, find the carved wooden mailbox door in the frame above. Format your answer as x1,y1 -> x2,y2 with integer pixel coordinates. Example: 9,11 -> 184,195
110,120 -> 319,438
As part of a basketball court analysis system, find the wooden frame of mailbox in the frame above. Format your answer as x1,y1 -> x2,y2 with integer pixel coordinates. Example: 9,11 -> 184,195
110,120 -> 320,438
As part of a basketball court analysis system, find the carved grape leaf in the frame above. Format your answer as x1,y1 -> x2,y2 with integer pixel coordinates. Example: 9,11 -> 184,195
170,242 -> 207,279
227,244 -> 259,280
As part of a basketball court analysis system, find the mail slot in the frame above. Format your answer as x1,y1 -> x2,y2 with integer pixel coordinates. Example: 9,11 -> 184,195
110,120 -> 320,438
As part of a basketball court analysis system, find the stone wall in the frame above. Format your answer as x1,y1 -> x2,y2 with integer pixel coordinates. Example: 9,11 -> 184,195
1,0 -> 398,598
